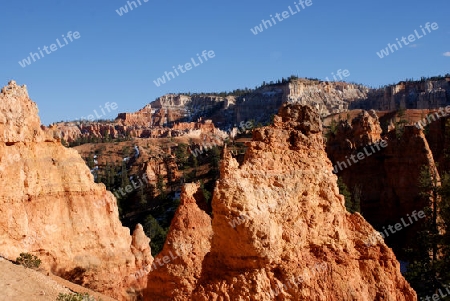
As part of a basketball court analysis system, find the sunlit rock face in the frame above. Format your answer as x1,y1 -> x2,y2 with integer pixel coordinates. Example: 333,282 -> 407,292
0,81 -> 152,301
144,103 -> 416,300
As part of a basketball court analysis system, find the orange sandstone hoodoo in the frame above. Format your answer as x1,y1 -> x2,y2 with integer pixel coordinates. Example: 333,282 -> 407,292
0,81 -> 153,301
144,103 -> 417,300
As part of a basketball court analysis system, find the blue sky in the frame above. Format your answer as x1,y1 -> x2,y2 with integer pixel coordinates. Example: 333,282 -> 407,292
1,0 -> 449,125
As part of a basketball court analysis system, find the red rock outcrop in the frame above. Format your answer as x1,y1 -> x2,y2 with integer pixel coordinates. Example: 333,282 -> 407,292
145,183 -> 213,300
351,78 -> 450,112
424,113 -> 450,174
144,103 -> 416,300
326,110 -> 439,254
50,117 -> 223,143
116,104 -> 152,127
0,81 -> 152,300
143,155 -> 180,189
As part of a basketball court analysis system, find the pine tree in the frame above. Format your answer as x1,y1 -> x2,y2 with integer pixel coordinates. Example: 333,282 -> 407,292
200,180 -> 211,204
337,177 -> 353,213
352,184 -> 362,214
156,175 -> 166,200
121,161 -> 130,188
405,165 -> 441,298
104,162 -> 111,190
138,184 -> 147,210
143,214 -> 168,256
210,146 -> 221,178
436,172 -> 450,284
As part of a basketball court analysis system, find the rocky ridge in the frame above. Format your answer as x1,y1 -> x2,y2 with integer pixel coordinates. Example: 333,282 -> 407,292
144,103 -> 416,300
326,110 -> 439,253
351,78 -> 450,111
51,77 -> 450,144
0,81 -> 152,300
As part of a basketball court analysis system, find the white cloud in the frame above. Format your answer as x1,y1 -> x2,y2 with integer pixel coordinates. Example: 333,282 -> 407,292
443,52 -> 450,57
408,44 -> 419,48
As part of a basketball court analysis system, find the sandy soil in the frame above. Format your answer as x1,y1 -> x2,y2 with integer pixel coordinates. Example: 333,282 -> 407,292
0,257 -> 116,301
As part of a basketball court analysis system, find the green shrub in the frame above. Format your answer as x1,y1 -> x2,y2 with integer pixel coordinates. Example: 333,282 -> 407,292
143,214 -> 168,256
16,252 -> 41,269
56,292 -> 101,301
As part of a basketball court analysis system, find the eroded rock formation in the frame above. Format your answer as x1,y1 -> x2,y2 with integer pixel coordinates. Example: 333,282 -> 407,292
326,110 -> 439,254
0,81 -> 152,300
150,80 -> 370,127
144,103 -> 416,300
351,78 -> 450,111
145,183 -> 213,299
53,78 -> 450,144
47,117 -> 223,143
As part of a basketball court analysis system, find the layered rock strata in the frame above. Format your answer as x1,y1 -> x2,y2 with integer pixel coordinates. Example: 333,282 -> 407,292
351,78 -> 450,111
145,103 -> 416,300
0,81 -> 152,300
326,110 -> 439,253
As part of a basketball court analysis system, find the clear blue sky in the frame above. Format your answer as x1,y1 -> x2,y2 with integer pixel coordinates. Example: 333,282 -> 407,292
1,0 -> 449,125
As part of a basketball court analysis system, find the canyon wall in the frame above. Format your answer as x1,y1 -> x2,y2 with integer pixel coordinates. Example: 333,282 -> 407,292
149,79 -> 370,128
351,78 -> 450,111
326,110 -> 439,254
54,78 -> 450,143
47,119 -> 221,143
284,79 -> 369,116
144,103 -> 416,300
0,81 -> 152,300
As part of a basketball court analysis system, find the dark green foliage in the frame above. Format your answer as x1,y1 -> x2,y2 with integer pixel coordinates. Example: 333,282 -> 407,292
209,146 -> 221,177
137,184 -> 147,209
200,180 -> 211,205
351,184 -> 362,214
329,119 -> 338,135
404,166 -> 442,298
121,161 -> 130,188
68,133 -> 132,147
187,153 -> 198,177
156,175 -> 166,200
174,143 -> 189,168
438,172 -> 450,284
143,214 -> 168,256
86,154 -> 95,169
102,162 -> 115,191
61,138 -> 68,147
16,252 -> 41,269
337,177 -> 355,213
395,108 -> 408,139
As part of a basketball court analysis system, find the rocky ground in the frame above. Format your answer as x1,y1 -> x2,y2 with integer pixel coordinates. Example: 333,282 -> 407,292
0,257 -> 115,301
